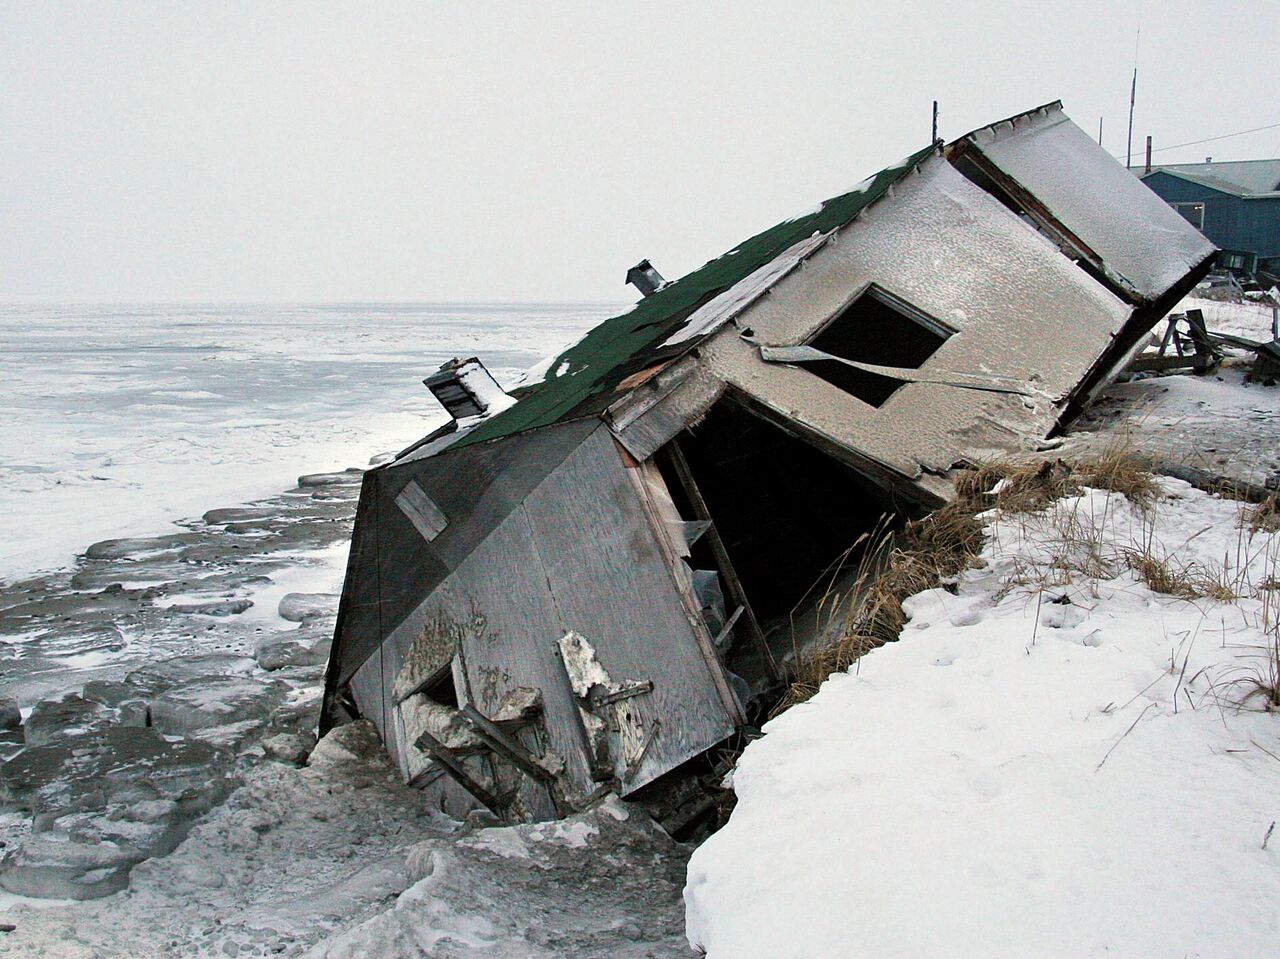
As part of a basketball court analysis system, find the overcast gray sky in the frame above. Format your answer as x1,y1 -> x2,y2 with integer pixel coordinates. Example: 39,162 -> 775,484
2,1 -> 1277,302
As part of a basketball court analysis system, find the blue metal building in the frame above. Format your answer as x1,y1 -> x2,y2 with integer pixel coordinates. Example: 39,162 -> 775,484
1141,159 -> 1280,260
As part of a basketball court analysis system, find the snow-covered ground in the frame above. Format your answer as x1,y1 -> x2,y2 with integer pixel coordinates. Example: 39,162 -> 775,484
1179,293 -> 1278,342
686,476 -> 1280,958
684,290 -> 1280,959
0,302 -> 609,583
3,294 -> 1278,956
1062,294 -> 1280,490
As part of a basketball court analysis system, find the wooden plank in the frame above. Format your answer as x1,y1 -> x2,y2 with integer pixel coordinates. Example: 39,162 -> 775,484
609,370 -> 723,462
414,729 -> 503,814
521,425 -> 738,793
713,606 -> 745,650
1128,353 -> 1215,373
605,360 -> 697,432
460,705 -> 556,784
665,439 -> 780,682
622,453 -> 744,725
395,479 -> 448,541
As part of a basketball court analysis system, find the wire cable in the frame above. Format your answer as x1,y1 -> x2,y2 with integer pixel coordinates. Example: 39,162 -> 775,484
1118,121 -> 1280,161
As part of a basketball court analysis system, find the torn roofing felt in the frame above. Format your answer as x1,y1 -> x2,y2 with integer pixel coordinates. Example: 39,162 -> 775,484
449,144 -> 938,451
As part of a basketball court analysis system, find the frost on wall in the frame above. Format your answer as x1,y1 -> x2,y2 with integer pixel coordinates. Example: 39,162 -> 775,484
697,154 -> 1133,491
661,231 -> 831,347
973,106 -> 1215,299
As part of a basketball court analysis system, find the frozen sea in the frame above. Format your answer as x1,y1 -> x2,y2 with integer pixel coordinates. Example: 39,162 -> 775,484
0,301 -> 612,583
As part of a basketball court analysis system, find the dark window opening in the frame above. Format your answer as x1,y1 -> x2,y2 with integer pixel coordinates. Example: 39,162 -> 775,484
1173,202 -> 1205,230
420,665 -> 458,708
661,399 -> 909,681
805,285 -> 951,407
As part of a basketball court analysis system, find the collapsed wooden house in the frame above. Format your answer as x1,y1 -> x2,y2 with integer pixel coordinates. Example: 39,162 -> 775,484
320,102 -> 1215,823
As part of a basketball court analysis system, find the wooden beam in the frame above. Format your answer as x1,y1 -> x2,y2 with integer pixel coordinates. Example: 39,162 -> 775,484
617,440 -> 747,728
414,729 -> 504,814
587,680 -> 654,709
712,606 -> 745,651
665,439 -> 780,682
460,704 -> 556,784
1128,353 -> 1215,373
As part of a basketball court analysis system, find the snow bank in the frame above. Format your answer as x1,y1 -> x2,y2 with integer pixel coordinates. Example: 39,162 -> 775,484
686,481 -> 1280,958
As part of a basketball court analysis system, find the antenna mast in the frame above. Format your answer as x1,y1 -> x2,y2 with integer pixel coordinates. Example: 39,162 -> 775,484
1126,14 -> 1142,169
1126,68 -> 1137,168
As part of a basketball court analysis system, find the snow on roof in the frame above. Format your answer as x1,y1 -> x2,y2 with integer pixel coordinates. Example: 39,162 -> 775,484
972,104 -> 1217,299
1144,158 -> 1280,198
444,145 -> 935,451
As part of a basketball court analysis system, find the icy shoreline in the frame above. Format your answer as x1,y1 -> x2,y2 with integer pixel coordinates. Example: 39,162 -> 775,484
1,294 -> 1276,956
0,456 -> 695,957
0,301 -> 611,583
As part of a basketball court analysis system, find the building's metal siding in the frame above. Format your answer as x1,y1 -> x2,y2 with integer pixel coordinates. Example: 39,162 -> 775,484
1142,171 -> 1280,258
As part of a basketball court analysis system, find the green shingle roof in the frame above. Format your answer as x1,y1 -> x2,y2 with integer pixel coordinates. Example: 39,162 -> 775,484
453,144 -> 936,449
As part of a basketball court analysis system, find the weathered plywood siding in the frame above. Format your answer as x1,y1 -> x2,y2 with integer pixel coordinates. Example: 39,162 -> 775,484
348,644 -> 384,741
519,424 -> 739,793
696,154 -> 1134,498
381,491 -> 593,789
332,418 -> 597,688
354,421 -> 738,797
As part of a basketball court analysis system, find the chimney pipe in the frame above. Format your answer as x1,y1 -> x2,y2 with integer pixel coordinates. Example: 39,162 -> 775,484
626,260 -> 668,298
1144,136 -> 1152,175
423,357 -> 513,422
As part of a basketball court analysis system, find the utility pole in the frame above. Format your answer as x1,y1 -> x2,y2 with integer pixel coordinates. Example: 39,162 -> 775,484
1144,135 -> 1152,175
931,100 -> 939,143
1098,117 -> 1103,146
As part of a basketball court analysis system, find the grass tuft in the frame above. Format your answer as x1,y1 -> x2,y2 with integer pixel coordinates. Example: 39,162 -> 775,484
777,450 -> 1161,713
1242,495 -> 1280,535
775,499 -> 984,713
955,449 -> 1159,514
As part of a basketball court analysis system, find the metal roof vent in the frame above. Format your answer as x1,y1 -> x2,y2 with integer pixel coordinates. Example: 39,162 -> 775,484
626,259 -> 668,297
423,357 -> 512,422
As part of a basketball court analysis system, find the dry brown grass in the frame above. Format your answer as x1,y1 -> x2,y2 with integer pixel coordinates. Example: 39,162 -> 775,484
776,499 -> 984,713
1242,495 -> 1280,534
1122,550 -> 1238,601
955,449 -> 1160,514
776,451 -> 1162,713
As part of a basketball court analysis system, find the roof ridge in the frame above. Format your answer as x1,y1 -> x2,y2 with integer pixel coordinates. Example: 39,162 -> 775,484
444,142 -> 938,450
1154,158 -> 1280,167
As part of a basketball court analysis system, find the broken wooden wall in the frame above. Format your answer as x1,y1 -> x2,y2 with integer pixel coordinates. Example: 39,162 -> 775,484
348,421 -> 739,810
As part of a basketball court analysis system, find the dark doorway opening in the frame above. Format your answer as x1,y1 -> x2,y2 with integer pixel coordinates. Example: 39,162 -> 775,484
658,398 -> 911,682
